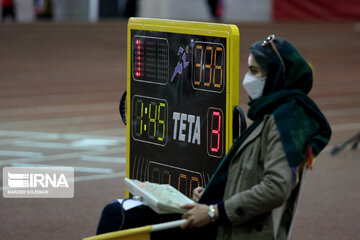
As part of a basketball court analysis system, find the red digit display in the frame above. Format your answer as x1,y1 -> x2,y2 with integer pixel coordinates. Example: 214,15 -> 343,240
207,108 -> 224,158
134,39 -> 143,78
210,111 -> 221,152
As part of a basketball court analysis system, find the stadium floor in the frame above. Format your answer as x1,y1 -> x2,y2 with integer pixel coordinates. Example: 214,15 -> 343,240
0,21 -> 359,239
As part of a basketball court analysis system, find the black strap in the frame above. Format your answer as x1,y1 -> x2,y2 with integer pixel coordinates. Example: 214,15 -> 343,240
233,106 -> 247,141
119,91 -> 127,125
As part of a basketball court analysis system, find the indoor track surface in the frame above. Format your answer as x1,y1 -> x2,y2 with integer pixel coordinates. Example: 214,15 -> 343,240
0,21 -> 359,239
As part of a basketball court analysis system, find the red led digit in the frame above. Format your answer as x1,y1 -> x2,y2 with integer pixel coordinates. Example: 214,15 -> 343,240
211,111 -> 221,153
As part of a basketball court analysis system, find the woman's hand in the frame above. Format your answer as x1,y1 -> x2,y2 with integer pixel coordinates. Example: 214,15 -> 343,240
180,203 -> 215,229
192,187 -> 205,202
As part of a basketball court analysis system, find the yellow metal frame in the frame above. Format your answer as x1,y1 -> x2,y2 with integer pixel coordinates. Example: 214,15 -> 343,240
126,18 -> 240,189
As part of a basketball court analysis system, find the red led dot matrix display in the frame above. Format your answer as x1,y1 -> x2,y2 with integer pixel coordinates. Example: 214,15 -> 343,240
132,36 -> 169,84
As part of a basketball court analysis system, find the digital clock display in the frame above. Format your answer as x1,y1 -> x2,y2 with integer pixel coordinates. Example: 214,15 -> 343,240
127,18 -> 239,198
132,95 -> 168,145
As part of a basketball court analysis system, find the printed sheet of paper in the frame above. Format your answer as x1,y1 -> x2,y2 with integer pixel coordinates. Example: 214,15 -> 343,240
117,198 -> 144,211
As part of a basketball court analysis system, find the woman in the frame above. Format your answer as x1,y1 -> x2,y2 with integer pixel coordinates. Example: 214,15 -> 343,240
96,35 -> 331,240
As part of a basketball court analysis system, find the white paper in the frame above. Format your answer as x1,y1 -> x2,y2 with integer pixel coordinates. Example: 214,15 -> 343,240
117,198 -> 144,211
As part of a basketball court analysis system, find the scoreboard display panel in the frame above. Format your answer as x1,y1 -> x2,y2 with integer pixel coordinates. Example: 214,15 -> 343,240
126,18 -> 239,198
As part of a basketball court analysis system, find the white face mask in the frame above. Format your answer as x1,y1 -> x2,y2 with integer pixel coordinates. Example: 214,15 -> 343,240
242,72 -> 266,100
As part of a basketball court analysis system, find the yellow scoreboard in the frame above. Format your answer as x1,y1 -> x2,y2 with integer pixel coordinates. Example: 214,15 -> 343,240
126,18 -> 239,198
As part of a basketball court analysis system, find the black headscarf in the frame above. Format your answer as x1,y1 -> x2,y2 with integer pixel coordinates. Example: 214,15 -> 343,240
248,37 -> 331,167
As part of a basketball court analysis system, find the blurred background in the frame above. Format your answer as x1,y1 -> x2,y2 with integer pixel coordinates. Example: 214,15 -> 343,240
2,0 -> 360,23
1,0 -> 359,239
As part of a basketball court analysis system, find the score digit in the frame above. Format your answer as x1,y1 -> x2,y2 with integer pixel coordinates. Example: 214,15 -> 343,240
207,108 -> 224,158
148,102 -> 157,139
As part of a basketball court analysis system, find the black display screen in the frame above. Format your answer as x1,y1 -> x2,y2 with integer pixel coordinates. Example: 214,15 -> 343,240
130,30 -> 227,198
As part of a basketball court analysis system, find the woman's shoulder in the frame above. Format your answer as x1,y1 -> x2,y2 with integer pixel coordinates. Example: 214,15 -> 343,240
261,114 -> 280,136
263,114 -> 276,127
